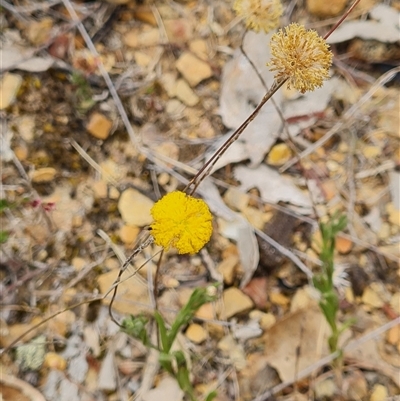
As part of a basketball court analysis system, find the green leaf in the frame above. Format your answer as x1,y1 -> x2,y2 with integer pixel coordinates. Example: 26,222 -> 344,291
121,315 -> 150,346
154,311 -> 170,352
0,231 -> 9,244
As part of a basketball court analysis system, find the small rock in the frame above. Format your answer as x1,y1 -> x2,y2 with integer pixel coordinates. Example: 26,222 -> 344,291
195,302 -> 215,320
290,286 -> 317,312
124,27 -> 160,48
97,351 -> 116,391
269,291 -> 290,307
386,325 -> 400,345
143,377 -> 184,401
370,384 -> 388,401
17,115 -> 36,142
307,0 -> 347,17
320,180 -> 338,201
118,188 -> 154,226
133,5 -> 157,26
195,118 -> 215,139
176,52 -> 212,87
344,370 -> 368,400
217,254 -> 239,285
217,335 -> 247,370
189,39 -> 209,60
164,19 -> 192,43
166,99 -> 185,116
259,312 -> 276,330
241,207 -> 266,230
119,225 -> 140,245
134,51 -> 152,67
335,235 -> 353,254
386,202 -> 400,226
390,292 -> 400,314
86,112 -> 113,140
175,79 -> 199,106
314,378 -> 336,399
30,167 -> 57,183
223,187 -> 249,212
0,73 -> 23,110
71,257 -> 86,271
362,285 -> 385,308
109,186 -> 119,200
26,17 -> 53,45
154,141 -> 179,166
243,277 -> 268,309
186,323 -> 208,344
92,180 -> 108,199
44,352 -> 67,371
362,145 -> 381,159
222,287 -> 253,319
14,145 -> 28,161
267,143 -> 292,166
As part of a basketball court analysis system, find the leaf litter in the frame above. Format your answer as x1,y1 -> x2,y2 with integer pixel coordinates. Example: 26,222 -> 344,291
0,0 -> 399,400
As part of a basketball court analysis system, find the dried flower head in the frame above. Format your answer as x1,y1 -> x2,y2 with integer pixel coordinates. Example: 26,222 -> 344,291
233,0 -> 283,33
150,191 -> 213,255
267,23 -> 333,93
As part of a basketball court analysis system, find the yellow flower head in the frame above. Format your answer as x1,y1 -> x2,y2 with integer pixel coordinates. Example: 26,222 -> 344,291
267,23 -> 333,93
150,191 -> 213,255
233,0 -> 283,34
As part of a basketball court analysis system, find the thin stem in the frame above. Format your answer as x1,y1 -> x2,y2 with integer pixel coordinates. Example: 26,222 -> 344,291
323,0 -> 361,40
184,79 -> 286,195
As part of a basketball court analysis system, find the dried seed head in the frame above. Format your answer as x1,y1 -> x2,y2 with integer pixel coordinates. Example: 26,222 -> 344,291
233,0 -> 283,34
267,23 -> 333,93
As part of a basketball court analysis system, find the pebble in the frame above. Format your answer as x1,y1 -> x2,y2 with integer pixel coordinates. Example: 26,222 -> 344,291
17,115 -> 36,142
118,188 -> 154,226
290,286 -> 317,312
43,352 -> 67,371
361,284 -> 385,308
71,257 -> 86,271
222,287 -> 253,319
217,254 -> 239,285
189,39 -> 209,60
390,292 -> 400,314
154,142 -> 179,166
217,335 -> 247,370
259,312 -> 276,330
30,167 -> 57,183
124,27 -> 160,48
166,99 -> 185,117
164,19 -> 193,43
185,323 -> 208,344
86,112 -> 113,140
386,325 -> 400,345
314,379 -> 336,399
26,17 -> 53,45
370,384 -> 388,401
223,187 -> 249,212
344,370 -> 368,400
92,180 -> 108,199
119,224 -> 140,245
134,51 -> 152,67
269,291 -> 290,307
0,73 -> 22,110
335,235 -> 353,254
243,277 -> 268,309
175,79 -> 199,106
307,0 -> 347,17
267,143 -> 292,166
176,52 -> 212,87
